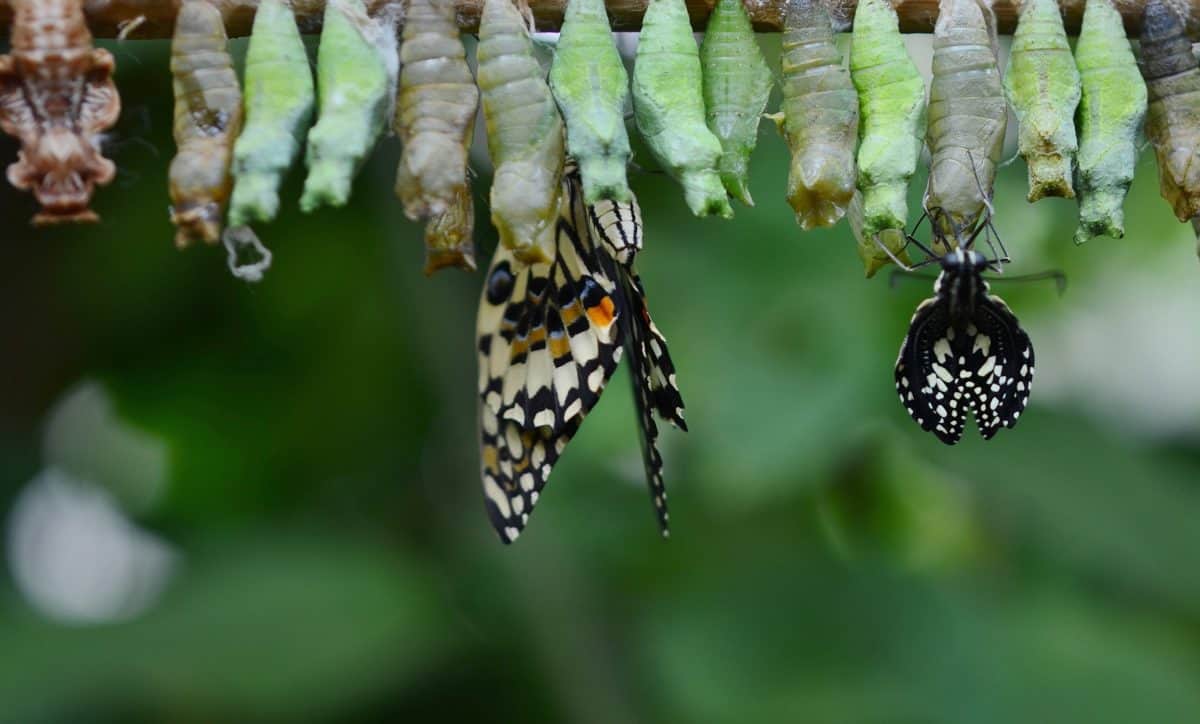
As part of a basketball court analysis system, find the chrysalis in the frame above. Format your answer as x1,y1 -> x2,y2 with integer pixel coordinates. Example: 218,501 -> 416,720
228,0 -> 315,227
394,0 -> 479,222
633,0 -> 732,218
1003,0 -> 1081,201
1138,0 -> 1200,223
549,0 -> 633,204
0,0 -> 120,225
169,0 -> 244,249
775,0 -> 859,230
699,0 -> 773,207
925,0 -> 1006,242
1073,0 -> 1145,243
847,191 -> 911,278
423,184 -> 477,275
477,0 -> 566,264
301,0 -> 398,212
849,0 -> 926,240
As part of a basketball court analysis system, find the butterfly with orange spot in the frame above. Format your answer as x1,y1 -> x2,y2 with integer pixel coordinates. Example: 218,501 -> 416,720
477,166 -> 685,543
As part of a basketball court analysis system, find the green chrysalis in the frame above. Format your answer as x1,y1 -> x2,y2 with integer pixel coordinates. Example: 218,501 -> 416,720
699,0 -> 773,207
1073,0 -> 1145,243
1003,0 -> 1081,201
925,0 -> 1006,242
477,0 -> 566,264
1139,0 -> 1200,223
424,184 -> 477,275
848,192 -> 911,278
775,0 -> 858,230
549,0 -> 632,204
633,0 -> 732,218
300,0 -> 398,212
229,0 -> 315,227
850,0 -> 926,241
394,0 -> 479,222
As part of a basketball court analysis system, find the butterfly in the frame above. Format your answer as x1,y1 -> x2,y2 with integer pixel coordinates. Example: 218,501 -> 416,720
477,167 -> 685,543
892,211 -> 1034,445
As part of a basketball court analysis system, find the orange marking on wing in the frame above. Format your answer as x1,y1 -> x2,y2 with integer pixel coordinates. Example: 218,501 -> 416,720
549,335 -> 571,359
587,296 -> 616,328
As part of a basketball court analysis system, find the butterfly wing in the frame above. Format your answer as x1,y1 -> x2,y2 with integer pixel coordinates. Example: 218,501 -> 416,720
894,294 -> 969,445
969,293 -> 1034,439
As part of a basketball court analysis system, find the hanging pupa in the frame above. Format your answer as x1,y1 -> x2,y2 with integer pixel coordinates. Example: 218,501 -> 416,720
229,0 -> 316,227
699,0 -> 774,207
1003,0 -> 1080,201
925,0 -> 1006,242
1138,0 -> 1200,223
849,0 -> 926,241
423,185 -> 476,274
168,0 -> 244,248
847,191 -> 911,278
0,0 -> 120,225
775,0 -> 859,230
549,0 -> 633,204
395,0 -> 479,222
633,0 -> 732,218
477,0 -> 566,264
1073,0 -> 1146,243
301,0 -> 398,212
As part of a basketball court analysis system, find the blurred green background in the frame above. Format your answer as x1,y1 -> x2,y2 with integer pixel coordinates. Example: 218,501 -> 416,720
2,32 -> 1200,724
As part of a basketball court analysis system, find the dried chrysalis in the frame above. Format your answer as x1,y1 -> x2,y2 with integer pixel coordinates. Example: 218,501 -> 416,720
301,0 -> 398,212
1003,0 -> 1081,201
633,0 -> 732,218
168,0 -> 244,248
477,0 -> 566,263
1138,0 -> 1200,223
1073,0 -> 1146,243
0,0 -> 120,225
850,0 -> 926,243
424,185 -> 477,275
925,0 -> 1006,242
699,0 -> 774,207
228,0 -> 316,227
395,0 -> 479,222
775,0 -> 859,230
549,0 -> 633,204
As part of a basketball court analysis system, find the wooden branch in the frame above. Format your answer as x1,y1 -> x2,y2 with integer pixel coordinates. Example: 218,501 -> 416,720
0,0 -> 1196,39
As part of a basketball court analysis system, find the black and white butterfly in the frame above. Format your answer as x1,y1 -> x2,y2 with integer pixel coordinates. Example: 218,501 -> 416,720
477,166 -> 685,543
888,209 -> 1034,445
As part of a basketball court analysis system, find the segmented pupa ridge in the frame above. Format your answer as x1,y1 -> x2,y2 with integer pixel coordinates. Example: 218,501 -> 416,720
925,0 -> 1006,243
1073,0 -> 1145,243
0,0 -> 120,225
477,0 -> 566,264
395,0 -> 479,222
633,0 -> 732,218
1138,0 -> 1200,223
169,0 -> 243,249
776,0 -> 859,230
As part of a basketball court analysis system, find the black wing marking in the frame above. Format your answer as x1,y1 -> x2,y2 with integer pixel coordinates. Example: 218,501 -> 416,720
895,295 -> 967,445
972,294 -> 1034,439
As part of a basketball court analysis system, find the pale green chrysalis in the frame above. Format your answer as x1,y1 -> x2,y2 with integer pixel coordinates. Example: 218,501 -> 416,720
300,0 -> 398,212
848,192 -> 912,278
1003,0 -> 1080,202
229,0 -> 315,227
477,0 -> 566,264
633,0 -> 732,218
699,0 -> 773,207
1073,0 -> 1146,243
775,0 -> 858,230
549,0 -> 632,204
850,0 -> 926,240
925,0 -> 1006,243
394,0 -> 479,223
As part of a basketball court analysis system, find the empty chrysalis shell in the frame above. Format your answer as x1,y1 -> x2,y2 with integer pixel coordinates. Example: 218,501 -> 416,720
477,0 -> 566,264
776,0 -> 859,230
229,0 -> 315,227
168,0 -> 244,249
301,0 -> 398,212
395,0 -> 479,222
633,0 -> 733,218
850,0 -> 926,240
1003,0 -> 1081,201
1139,0 -> 1200,223
424,184 -> 477,275
925,0 -> 1006,243
699,0 -> 774,207
549,0 -> 633,205
1073,0 -> 1146,243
